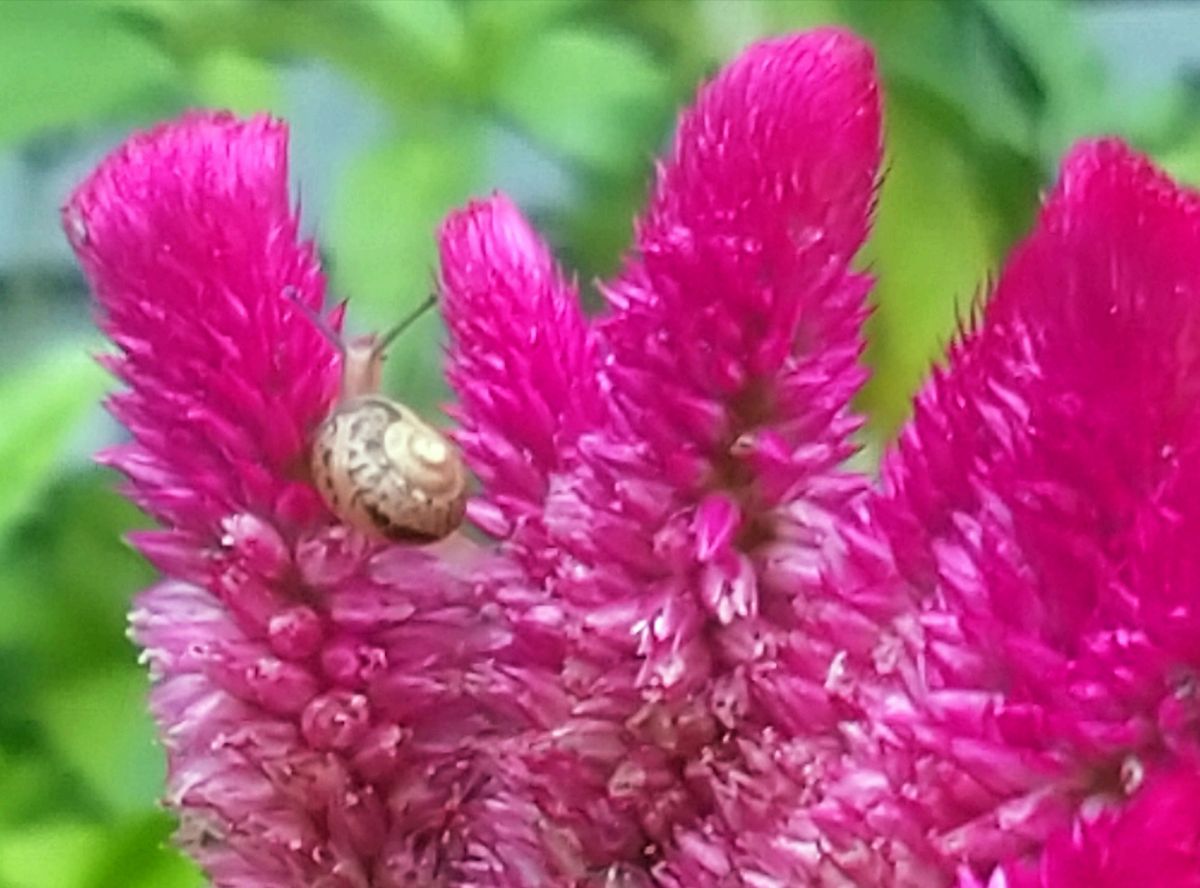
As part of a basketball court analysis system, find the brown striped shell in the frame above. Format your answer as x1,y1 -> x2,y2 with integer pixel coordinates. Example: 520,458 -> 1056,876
311,395 -> 467,542
305,298 -> 467,543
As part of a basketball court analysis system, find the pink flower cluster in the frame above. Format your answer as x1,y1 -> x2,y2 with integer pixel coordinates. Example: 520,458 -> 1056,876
65,28 -> 1200,888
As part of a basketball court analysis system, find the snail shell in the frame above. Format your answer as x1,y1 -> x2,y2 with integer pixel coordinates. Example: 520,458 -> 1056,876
311,395 -> 467,543
300,295 -> 468,543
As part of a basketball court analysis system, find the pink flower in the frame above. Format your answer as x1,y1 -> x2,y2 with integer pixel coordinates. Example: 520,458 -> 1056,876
67,112 -> 562,886
67,24 -> 1200,888
815,141 -> 1200,884
959,768 -> 1200,888
439,29 -> 882,884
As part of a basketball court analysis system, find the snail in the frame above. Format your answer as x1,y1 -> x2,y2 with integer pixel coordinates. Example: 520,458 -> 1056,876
290,291 -> 467,543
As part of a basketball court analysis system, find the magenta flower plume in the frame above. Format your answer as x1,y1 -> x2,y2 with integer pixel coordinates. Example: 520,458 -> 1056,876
438,30 -> 883,884
69,114 -> 337,535
958,768 -> 1200,888
66,113 -> 561,886
818,141 -> 1200,884
68,24 -> 1200,888
439,192 -> 605,575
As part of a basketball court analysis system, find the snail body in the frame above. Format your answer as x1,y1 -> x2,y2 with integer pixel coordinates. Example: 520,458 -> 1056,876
299,295 -> 467,542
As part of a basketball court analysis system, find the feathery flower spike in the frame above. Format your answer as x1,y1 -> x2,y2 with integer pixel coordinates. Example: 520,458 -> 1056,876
439,29 -> 883,884
67,111 -> 560,887
70,28 -> 1200,888
818,141 -> 1200,885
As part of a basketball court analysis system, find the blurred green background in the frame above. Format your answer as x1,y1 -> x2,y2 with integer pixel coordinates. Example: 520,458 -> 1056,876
2,0 -> 1199,885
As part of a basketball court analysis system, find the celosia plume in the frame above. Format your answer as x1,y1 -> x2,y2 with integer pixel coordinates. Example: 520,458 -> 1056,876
439,31 -> 883,885
822,139 -> 1200,885
66,112 -> 561,887
65,25 -> 1200,888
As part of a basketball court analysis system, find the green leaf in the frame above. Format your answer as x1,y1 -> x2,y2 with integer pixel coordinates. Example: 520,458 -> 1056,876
85,812 -> 204,888
461,0 -> 585,93
153,0 -> 463,113
751,0 -> 843,41
0,469 -> 160,830
0,750 -> 90,828
190,47 -> 282,117
0,346 -> 108,542
330,132 -> 483,313
465,0 -> 582,41
0,814 -> 201,888
0,469 -> 153,676
0,821 -> 99,888
495,27 -> 671,174
1159,124 -> 1200,189
0,0 -> 177,143
972,0 -> 1110,161
37,666 -> 164,818
856,96 -> 997,439
98,0 -> 237,21
361,0 -> 467,73
838,0 -> 1033,157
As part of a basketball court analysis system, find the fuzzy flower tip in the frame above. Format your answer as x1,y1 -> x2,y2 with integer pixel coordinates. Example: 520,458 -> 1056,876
814,140 -> 1200,884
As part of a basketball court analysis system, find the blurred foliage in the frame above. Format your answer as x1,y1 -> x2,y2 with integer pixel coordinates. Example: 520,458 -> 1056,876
0,0 -> 1197,884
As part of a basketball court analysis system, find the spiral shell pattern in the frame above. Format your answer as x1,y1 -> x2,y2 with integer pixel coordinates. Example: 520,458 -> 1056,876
311,395 -> 467,541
